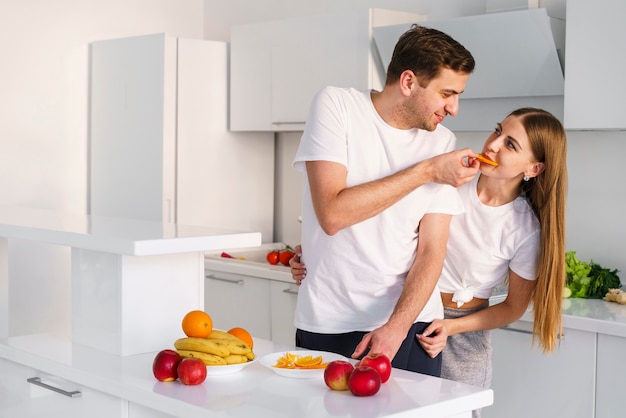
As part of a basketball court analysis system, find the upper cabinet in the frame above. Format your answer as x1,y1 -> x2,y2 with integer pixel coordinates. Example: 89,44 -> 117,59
374,8 -> 565,131
229,9 -> 424,132
564,0 -> 626,130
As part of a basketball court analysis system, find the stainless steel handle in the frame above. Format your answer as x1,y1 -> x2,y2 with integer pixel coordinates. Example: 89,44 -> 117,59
205,274 -> 244,285
500,326 -> 533,335
27,377 -> 82,398
500,326 -> 565,340
283,288 -> 299,295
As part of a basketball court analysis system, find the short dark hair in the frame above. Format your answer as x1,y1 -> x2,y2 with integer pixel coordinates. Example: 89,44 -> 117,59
385,24 -> 475,87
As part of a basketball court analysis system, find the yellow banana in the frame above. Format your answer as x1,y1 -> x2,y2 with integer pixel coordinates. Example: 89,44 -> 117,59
224,354 -> 248,365
207,329 -> 242,342
174,337 -> 230,357
208,338 -> 252,355
176,349 -> 227,365
245,351 -> 255,361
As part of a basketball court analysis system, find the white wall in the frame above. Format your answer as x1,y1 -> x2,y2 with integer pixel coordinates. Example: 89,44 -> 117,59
0,0 -> 205,336
203,0 -> 489,41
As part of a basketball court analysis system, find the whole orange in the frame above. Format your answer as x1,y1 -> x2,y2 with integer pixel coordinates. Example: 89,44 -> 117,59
182,310 -> 213,338
228,327 -> 254,348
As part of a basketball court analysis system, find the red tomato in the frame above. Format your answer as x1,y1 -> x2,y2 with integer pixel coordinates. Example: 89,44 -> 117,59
266,251 -> 279,265
279,250 -> 295,266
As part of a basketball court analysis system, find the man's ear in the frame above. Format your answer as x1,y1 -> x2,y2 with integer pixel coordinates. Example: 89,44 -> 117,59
399,70 -> 416,97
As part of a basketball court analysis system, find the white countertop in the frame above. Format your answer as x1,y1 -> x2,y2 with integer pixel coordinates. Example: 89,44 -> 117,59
205,243 -> 292,282
0,334 -> 492,418
519,297 -> 626,338
0,206 -> 261,255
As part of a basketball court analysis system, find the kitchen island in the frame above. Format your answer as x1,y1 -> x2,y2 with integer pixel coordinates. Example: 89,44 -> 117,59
0,208 -> 492,417
1,335 -> 494,418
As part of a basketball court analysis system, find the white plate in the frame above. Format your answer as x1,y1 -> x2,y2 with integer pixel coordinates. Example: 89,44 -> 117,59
259,350 -> 348,379
205,359 -> 256,376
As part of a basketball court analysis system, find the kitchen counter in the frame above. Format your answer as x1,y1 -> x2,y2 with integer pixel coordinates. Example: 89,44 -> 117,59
0,207 -> 262,357
517,296 -> 626,338
205,243 -> 292,282
0,334 -> 493,418
0,206 -> 260,255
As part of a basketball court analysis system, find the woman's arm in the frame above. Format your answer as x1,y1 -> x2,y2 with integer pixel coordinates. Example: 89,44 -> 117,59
418,270 -> 536,357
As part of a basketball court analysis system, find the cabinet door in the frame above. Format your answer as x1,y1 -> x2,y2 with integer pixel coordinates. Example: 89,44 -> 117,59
90,33 -> 177,223
270,280 -> 299,346
596,333 -> 626,418
0,358 -> 125,418
230,9 -> 422,131
564,0 -> 626,129
230,10 -> 371,132
483,321 -> 596,418
204,270 -> 271,340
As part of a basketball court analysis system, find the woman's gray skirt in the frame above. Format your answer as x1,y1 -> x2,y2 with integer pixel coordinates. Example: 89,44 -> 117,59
441,304 -> 492,418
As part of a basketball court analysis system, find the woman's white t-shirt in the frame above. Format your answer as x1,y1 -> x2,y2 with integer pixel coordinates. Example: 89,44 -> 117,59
438,174 -> 540,305
292,87 -> 464,333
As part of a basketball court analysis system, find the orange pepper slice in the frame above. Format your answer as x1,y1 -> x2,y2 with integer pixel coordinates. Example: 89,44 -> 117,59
475,154 -> 498,166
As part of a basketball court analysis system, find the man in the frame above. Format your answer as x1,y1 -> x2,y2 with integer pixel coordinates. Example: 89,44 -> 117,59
291,25 -> 479,376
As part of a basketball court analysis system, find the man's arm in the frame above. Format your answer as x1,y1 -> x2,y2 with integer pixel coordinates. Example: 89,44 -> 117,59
307,149 -> 478,235
351,213 -> 451,360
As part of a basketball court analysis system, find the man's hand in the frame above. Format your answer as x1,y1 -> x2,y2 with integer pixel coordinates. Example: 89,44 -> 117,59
428,148 -> 480,187
352,324 -> 407,362
289,245 -> 306,285
416,319 -> 449,358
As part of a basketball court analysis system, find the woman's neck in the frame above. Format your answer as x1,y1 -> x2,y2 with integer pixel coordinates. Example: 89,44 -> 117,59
476,174 -> 521,207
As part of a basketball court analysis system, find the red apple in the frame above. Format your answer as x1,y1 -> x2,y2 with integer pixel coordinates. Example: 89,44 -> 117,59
324,360 -> 355,391
359,352 -> 392,383
177,358 -> 207,385
152,349 -> 182,382
348,366 -> 381,397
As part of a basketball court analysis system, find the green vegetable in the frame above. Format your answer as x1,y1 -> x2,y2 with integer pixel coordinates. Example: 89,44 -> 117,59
565,251 -> 622,299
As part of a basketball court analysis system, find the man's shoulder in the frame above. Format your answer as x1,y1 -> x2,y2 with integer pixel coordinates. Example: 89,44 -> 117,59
316,86 -> 368,102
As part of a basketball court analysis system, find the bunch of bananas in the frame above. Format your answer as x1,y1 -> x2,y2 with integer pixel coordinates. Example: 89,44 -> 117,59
174,329 -> 255,366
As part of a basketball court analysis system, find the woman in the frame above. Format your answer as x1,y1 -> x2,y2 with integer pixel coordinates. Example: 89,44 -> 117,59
290,107 -> 567,417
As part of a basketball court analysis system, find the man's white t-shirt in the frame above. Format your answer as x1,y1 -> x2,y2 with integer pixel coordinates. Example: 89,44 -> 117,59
438,174 -> 540,305
292,87 -> 464,334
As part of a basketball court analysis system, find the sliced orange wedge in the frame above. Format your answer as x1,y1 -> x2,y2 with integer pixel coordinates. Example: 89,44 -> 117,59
294,355 -> 322,368
273,352 -> 329,369
475,154 -> 498,167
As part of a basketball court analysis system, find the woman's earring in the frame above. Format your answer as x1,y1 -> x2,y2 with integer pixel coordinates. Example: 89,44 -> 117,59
523,175 -> 530,182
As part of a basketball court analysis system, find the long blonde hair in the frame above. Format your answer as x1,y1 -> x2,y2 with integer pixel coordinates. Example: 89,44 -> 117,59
512,107 -> 568,353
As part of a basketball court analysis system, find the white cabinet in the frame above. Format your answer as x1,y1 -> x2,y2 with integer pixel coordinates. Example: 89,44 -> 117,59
564,0 -> 626,130
90,34 -> 275,241
270,280 -> 298,346
229,9 -> 423,131
204,269 -> 272,340
484,321 -> 596,418
203,268 -> 300,346
596,334 -> 626,418
0,358 -> 125,418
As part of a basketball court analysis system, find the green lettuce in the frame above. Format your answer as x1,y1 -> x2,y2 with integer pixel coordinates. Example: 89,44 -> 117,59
565,251 -> 622,299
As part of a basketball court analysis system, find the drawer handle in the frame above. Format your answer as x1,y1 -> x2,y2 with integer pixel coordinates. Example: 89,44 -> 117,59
501,326 -> 533,335
27,377 -> 82,398
500,326 -> 565,340
283,288 -> 299,295
205,274 -> 244,285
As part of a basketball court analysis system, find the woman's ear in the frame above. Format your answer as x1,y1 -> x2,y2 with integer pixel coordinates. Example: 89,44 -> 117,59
526,162 -> 545,179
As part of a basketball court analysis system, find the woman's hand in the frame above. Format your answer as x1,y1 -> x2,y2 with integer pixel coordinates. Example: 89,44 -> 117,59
416,319 -> 449,358
289,244 -> 306,285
